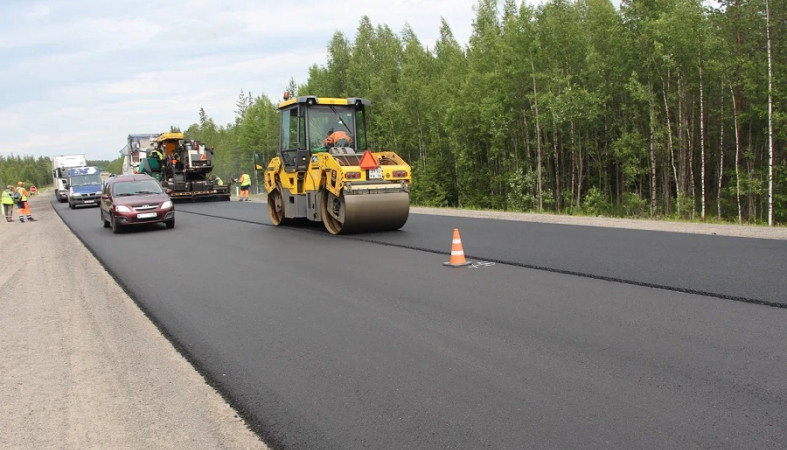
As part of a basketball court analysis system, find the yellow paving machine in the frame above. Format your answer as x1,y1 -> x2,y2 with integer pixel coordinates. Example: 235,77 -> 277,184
139,132 -> 230,201
259,95 -> 411,234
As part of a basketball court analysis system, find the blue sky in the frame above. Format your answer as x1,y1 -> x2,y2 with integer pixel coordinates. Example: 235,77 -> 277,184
0,0 -> 617,161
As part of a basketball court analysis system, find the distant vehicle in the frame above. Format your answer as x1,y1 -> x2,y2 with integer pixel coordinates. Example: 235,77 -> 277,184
99,174 -> 175,233
66,166 -> 102,209
52,154 -> 87,202
121,134 -> 160,175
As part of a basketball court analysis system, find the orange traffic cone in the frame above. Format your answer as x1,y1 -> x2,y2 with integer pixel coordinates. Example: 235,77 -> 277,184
443,228 -> 471,267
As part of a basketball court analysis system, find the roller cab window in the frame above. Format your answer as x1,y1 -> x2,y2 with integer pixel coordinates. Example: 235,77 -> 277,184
280,107 -> 305,170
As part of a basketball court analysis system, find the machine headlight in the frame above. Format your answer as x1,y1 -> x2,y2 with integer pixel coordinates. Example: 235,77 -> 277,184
161,200 -> 173,209
115,205 -> 132,213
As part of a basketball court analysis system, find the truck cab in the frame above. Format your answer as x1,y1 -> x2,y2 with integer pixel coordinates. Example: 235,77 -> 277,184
52,154 -> 87,202
67,166 -> 103,209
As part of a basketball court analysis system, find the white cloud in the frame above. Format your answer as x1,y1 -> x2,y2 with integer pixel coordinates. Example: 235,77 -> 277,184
0,0 -> 509,160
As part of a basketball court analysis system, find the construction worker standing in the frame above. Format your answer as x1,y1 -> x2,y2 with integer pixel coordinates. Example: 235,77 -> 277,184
237,171 -> 251,201
2,185 -> 15,222
15,182 -> 35,222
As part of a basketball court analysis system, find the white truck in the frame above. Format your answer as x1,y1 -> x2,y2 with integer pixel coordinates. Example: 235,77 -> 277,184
52,154 -> 87,202
122,134 -> 159,175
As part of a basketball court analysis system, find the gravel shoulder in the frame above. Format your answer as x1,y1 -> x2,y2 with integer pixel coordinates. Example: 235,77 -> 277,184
410,206 -> 787,240
0,190 -> 267,449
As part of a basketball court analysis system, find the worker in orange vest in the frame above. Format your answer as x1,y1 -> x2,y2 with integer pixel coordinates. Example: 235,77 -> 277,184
322,129 -> 353,148
15,181 -> 35,222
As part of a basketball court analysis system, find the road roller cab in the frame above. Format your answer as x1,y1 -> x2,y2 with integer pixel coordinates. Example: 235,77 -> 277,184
260,95 -> 411,234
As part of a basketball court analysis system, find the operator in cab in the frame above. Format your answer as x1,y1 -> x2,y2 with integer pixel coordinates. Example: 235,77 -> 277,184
322,129 -> 353,149
149,147 -> 163,160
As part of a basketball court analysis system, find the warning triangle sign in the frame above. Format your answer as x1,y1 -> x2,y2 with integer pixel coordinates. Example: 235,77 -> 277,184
358,150 -> 379,170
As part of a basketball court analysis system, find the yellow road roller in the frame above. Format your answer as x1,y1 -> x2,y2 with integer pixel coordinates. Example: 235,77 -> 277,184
260,95 -> 411,234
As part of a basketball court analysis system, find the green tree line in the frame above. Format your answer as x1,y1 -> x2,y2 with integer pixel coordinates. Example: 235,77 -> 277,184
0,155 -> 52,190
184,0 -> 785,224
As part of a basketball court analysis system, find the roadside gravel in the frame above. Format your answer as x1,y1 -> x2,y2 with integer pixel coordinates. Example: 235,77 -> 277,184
0,190 -> 267,449
410,206 -> 787,240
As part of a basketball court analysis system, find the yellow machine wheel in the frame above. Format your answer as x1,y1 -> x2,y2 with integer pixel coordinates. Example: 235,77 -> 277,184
268,184 -> 285,226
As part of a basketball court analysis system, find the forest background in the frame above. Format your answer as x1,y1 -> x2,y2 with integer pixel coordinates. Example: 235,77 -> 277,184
2,0 -> 783,225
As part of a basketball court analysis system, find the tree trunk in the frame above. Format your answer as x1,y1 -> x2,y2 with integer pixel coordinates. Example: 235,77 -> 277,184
662,71 -> 680,216
718,78 -> 725,220
552,111 -> 561,212
576,128 -> 584,210
729,82 -> 742,223
531,60 -> 543,211
699,60 -> 706,220
570,120 -> 575,208
747,122 -> 755,221
523,110 -> 532,170
766,0 -> 774,226
650,94 -> 657,216
416,114 -> 426,170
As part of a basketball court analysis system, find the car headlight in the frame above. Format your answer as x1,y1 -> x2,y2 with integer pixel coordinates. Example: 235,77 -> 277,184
115,205 -> 132,213
161,200 -> 173,209
71,192 -> 82,197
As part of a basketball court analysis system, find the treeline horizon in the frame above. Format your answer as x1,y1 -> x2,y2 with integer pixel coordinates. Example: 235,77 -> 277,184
9,0 -> 778,224
187,0 -> 783,224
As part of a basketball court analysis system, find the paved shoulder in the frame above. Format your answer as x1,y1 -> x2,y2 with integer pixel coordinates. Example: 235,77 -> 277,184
0,190 -> 267,449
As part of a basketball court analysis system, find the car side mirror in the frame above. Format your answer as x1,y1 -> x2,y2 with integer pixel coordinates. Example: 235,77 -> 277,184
165,188 -> 172,195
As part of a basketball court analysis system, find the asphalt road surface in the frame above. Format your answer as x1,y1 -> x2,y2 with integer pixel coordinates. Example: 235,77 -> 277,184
55,199 -> 787,449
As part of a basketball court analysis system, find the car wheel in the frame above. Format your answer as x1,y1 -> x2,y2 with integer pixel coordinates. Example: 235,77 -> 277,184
111,214 -> 122,234
165,218 -> 175,229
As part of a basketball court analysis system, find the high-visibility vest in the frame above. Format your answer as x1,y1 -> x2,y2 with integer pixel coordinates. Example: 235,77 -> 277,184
17,187 -> 28,202
239,174 -> 251,187
1,189 -> 14,205
214,177 -> 224,186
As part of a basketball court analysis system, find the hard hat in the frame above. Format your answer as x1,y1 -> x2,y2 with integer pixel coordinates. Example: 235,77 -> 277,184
6,185 -> 12,189
17,181 -> 23,186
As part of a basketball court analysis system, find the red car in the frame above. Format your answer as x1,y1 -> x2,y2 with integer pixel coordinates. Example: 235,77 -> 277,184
100,174 -> 175,233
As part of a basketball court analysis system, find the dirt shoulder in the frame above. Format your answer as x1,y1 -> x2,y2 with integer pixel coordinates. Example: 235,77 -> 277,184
410,206 -> 787,240
0,190 -> 267,449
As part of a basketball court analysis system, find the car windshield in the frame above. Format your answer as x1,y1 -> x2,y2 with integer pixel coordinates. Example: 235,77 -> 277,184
113,180 -> 163,196
70,174 -> 102,187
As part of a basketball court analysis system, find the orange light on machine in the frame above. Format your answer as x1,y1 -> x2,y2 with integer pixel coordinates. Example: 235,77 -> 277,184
392,170 -> 408,178
358,150 -> 378,170
344,172 -> 361,179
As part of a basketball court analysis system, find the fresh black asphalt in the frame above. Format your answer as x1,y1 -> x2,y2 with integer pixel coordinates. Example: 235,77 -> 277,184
55,200 -> 787,449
